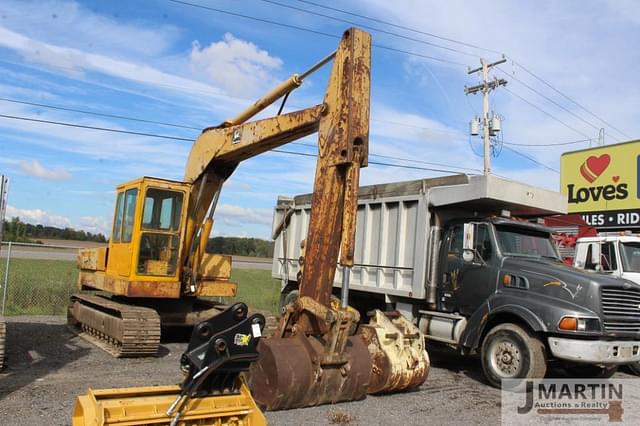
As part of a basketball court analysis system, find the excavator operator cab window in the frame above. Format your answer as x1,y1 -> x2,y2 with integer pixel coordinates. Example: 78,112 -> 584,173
111,188 -> 138,243
112,192 -> 124,243
137,188 -> 184,276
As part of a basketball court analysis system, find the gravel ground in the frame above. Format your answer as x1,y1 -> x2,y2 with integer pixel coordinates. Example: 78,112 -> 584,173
0,316 -> 633,425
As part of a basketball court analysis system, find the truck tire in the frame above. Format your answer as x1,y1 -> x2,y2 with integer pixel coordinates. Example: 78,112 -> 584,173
565,364 -> 618,378
627,362 -> 640,376
481,323 -> 547,388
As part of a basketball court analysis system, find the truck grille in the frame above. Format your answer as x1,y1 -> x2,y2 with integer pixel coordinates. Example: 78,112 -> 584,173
601,287 -> 640,333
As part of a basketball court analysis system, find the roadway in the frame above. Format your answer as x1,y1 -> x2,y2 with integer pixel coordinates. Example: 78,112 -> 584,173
0,246 -> 272,270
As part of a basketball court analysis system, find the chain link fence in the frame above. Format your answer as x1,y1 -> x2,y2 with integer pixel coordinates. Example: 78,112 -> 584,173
0,241 -> 81,316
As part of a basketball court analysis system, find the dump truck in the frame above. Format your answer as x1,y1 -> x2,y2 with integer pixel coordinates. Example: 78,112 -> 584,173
273,174 -> 640,387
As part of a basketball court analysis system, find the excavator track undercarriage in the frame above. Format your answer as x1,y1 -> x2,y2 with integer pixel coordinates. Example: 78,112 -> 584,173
68,294 -> 279,358
68,294 -> 161,358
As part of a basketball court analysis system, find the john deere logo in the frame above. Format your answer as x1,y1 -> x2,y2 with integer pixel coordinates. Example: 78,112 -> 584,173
568,154 -> 628,204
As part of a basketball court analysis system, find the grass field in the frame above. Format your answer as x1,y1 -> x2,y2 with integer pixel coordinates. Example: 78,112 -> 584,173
0,258 -> 280,316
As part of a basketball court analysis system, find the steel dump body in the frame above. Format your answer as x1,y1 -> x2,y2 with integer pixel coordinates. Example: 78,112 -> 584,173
272,174 -> 568,300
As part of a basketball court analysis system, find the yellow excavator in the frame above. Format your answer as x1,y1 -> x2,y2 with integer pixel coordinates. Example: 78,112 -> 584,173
73,28 -> 429,425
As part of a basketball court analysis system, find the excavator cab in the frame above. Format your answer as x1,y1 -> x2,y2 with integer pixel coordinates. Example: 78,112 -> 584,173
108,177 -> 187,284
77,177 -> 236,300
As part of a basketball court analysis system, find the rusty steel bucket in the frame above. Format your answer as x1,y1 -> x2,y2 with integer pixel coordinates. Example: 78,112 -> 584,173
358,310 -> 430,394
247,333 -> 371,410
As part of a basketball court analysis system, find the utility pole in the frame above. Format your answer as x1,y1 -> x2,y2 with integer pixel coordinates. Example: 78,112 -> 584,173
597,128 -> 605,146
465,58 -> 507,175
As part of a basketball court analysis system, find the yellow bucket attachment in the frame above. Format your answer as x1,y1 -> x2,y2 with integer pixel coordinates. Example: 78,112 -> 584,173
72,381 -> 266,426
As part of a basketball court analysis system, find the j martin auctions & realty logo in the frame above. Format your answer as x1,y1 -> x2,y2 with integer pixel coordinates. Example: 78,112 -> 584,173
501,379 -> 640,425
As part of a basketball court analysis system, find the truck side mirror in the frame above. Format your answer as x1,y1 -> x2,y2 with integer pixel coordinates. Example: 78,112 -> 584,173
591,243 -> 601,269
463,223 -> 475,251
462,249 -> 475,263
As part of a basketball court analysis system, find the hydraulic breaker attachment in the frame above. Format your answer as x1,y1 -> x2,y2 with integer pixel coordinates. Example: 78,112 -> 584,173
358,310 -> 430,394
73,303 -> 267,426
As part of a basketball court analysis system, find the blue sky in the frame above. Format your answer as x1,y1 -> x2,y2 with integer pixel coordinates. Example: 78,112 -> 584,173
1,0 -> 639,239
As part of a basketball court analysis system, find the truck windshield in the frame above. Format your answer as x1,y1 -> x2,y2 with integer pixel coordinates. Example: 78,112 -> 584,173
620,242 -> 640,273
495,225 -> 560,260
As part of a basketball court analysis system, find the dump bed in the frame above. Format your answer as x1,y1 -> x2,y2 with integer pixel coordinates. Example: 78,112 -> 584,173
272,174 -> 567,300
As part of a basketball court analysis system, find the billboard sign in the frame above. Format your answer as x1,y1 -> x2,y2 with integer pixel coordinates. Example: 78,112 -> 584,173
560,140 -> 640,229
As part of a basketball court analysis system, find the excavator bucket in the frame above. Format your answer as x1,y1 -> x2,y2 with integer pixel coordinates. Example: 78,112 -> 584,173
248,306 -> 429,410
73,303 -> 266,426
248,333 -> 372,410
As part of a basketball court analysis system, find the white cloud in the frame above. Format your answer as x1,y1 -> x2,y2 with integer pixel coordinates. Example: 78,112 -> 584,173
0,0 -> 179,58
190,33 -> 283,97
19,159 -> 71,181
356,0 -> 640,183
5,205 -> 110,236
216,204 -> 273,227
79,215 -> 110,236
0,25 -> 224,98
5,205 -> 72,229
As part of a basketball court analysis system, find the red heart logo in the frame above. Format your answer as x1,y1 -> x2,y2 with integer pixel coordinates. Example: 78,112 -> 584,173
580,154 -> 610,183
612,175 -> 620,183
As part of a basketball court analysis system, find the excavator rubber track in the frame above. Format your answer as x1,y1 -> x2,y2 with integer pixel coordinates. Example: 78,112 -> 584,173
0,317 -> 6,370
68,294 -> 161,358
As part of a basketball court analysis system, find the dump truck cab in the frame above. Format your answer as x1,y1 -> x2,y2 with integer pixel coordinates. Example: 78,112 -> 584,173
436,217 -> 559,316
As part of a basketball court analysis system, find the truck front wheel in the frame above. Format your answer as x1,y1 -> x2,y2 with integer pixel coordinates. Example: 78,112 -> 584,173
481,323 -> 547,388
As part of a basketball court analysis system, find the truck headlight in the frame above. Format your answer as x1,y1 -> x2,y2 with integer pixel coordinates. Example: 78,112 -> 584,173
558,316 -> 600,332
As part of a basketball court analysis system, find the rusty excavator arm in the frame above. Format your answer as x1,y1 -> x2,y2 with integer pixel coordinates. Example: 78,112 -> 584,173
179,31 -> 364,295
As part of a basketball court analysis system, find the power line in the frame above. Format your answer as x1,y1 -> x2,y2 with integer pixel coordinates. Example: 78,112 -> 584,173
507,57 -> 632,140
0,114 -> 194,142
502,145 -> 559,173
0,113 -> 474,175
293,0 -> 503,55
259,0 -> 480,58
291,141 -> 482,173
503,138 -> 591,147
0,97 -> 202,131
271,149 -> 467,175
0,95 -> 476,169
497,68 -> 621,143
285,0 -> 630,141
0,92 -> 467,147
503,87 -> 592,139
1,108 -> 561,175
166,0 -> 466,66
